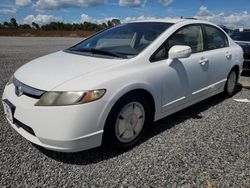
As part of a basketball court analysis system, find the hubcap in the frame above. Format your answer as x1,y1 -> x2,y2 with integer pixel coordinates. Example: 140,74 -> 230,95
227,71 -> 237,94
115,102 -> 145,143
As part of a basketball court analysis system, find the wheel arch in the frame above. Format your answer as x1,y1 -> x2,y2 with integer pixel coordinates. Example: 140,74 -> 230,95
118,89 -> 156,114
224,65 -> 240,97
97,83 -> 158,132
101,87 -> 156,147
231,65 -> 240,77
229,65 -> 240,81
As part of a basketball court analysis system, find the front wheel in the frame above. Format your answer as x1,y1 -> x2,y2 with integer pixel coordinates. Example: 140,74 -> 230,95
103,93 -> 153,149
224,69 -> 238,97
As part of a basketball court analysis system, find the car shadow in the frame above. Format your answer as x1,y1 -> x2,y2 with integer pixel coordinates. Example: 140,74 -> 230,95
34,85 -> 242,165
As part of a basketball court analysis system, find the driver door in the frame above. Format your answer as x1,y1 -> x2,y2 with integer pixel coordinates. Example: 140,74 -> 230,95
151,25 -> 210,113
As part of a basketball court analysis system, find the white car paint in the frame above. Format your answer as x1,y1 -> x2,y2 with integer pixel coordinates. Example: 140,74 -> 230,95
15,51 -> 126,91
2,19 -> 243,152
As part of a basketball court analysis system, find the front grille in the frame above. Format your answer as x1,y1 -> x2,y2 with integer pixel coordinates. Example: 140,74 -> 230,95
15,120 -> 36,136
13,77 -> 45,99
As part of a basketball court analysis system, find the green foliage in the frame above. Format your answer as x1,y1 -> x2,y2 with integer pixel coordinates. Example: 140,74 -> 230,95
111,19 -> 121,25
0,18 -> 121,31
32,22 -> 40,29
3,21 -> 9,28
19,24 -> 31,29
10,18 -> 18,28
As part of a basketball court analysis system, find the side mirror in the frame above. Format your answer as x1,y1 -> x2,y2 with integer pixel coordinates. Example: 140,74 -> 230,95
168,45 -> 192,60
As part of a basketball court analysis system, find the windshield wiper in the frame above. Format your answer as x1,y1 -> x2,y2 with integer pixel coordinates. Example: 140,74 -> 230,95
77,48 -> 127,58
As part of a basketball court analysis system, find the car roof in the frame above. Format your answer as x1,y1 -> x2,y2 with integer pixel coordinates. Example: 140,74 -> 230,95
132,18 -> 183,24
130,18 -> 216,26
131,18 -> 185,24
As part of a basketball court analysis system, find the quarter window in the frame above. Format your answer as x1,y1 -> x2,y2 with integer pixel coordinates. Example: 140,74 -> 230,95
204,25 -> 229,50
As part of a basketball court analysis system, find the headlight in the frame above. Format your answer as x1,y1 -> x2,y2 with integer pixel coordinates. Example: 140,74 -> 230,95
35,89 -> 106,106
6,75 -> 14,86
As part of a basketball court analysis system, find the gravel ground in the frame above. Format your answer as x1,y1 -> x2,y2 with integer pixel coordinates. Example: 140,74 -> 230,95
0,37 -> 250,187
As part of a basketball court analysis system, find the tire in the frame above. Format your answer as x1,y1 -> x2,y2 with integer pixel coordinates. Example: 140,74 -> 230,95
224,69 -> 238,97
103,92 -> 153,149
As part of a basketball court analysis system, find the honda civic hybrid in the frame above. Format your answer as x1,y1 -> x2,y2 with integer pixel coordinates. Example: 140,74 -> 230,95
2,19 -> 243,152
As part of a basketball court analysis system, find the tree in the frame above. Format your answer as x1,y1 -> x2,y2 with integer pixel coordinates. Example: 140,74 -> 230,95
107,20 -> 113,28
19,24 -> 31,29
101,22 -> 108,29
64,23 -> 73,31
32,22 -> 40,29
3,21 -> 9,28
111,19 -> 121,26
0,17 -> 121,32
10,18 -> 18,28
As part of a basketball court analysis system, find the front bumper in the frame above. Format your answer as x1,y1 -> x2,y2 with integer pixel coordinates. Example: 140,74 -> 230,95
2,84 -> 106,152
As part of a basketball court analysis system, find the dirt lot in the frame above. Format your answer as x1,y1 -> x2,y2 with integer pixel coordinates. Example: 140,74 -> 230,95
0,37 -> 249,187
0,29 -> 94,37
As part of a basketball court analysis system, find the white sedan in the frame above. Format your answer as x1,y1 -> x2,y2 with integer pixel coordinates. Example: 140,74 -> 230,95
2,19 -> 243,152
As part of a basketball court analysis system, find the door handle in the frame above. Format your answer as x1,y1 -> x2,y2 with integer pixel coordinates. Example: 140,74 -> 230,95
225,51 -> 232,59
199,57 -> 209,65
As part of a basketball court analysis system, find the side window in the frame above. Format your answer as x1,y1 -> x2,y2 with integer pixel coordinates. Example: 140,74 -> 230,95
204,25 -> 229,50
168,25 -> 203,53
151,25 -> 203,62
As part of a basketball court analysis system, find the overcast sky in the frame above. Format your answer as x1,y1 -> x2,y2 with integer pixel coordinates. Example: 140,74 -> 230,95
0,0 -> 250,28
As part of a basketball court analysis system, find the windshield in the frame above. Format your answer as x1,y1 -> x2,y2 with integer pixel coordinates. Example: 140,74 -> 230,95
66,22 -> 173,58
231,30 -> 250,42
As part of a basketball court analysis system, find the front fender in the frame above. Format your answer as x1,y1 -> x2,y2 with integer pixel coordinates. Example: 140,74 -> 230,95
96,82 -> 160,131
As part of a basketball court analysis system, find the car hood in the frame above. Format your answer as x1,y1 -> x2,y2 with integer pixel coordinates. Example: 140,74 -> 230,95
14,51 -> 125,91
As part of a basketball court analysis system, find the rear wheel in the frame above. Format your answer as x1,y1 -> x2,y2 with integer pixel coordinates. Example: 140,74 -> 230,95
103,92 -> 153,148
224,69 -> 238,97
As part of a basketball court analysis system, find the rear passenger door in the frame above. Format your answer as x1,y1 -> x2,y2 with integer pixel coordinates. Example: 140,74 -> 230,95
202,24 -> 231,90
